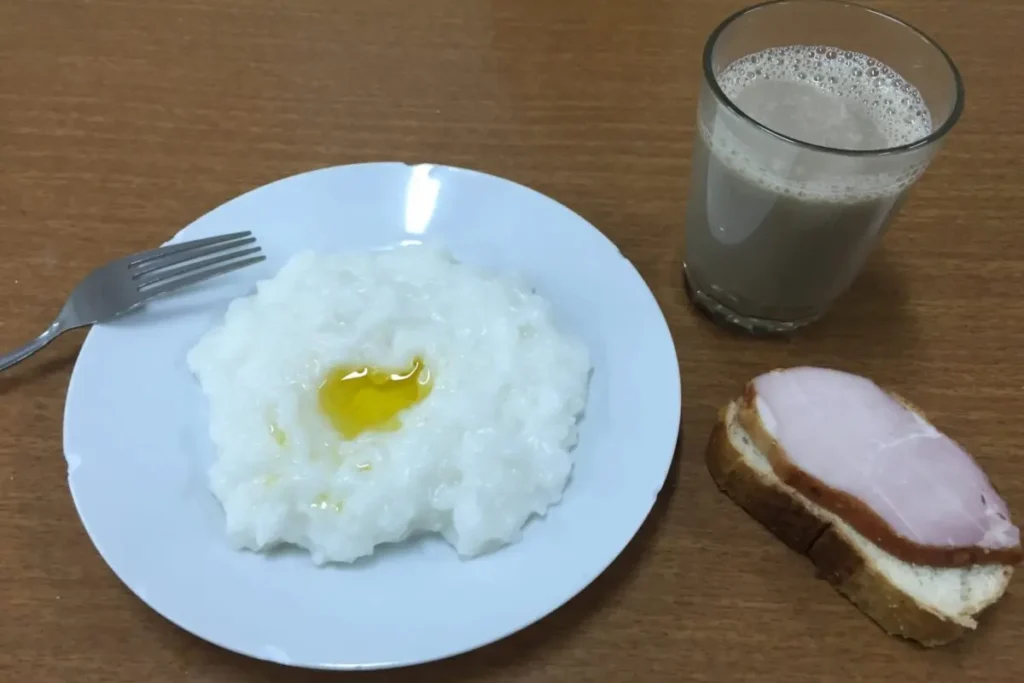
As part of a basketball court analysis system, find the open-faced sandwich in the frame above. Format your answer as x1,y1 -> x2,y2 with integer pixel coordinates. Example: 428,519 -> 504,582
706,366 -> 1021,646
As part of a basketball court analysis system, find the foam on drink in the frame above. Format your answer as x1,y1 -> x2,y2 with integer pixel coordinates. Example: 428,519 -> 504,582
701,45 -> 934,202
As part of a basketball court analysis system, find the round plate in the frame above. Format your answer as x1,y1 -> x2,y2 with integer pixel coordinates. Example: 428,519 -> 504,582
63,163 -> 681,670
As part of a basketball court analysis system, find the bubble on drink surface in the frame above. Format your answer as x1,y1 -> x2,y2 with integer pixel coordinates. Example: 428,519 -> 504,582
716,45 -> 931,148
705,45 -> 935,203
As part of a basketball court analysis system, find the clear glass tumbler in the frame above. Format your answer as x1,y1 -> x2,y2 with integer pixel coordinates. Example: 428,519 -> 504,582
682,0 -> 963,335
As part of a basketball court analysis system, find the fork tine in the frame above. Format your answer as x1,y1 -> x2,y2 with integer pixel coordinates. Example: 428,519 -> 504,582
128,231 -> 254,267
137,246 -> 263,289
138,254 -> 266,301
132,235 -> 256,278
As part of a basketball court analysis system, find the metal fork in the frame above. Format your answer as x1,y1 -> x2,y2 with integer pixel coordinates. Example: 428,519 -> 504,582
0,231 -> 265,372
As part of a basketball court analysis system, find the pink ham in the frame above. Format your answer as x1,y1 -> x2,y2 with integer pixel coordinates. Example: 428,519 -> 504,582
747,366 -> 1020,565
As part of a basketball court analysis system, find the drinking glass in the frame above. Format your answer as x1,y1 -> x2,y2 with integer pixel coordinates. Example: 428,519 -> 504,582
682,0 -> 964,334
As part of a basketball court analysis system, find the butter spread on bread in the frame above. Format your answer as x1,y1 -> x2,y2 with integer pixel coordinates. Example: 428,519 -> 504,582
707,366 -> 1020,646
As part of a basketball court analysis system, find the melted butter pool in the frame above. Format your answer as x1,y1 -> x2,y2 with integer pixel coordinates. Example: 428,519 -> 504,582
317,356 -> 433,440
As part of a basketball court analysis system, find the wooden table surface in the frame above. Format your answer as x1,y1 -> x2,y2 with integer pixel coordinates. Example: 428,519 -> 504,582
2,0 -> 1022,681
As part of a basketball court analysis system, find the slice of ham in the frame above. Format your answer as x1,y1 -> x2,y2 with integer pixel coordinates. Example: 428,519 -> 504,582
737,366 -> 1021,568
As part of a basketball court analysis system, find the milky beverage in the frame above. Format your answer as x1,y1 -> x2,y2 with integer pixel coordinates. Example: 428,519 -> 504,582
684,46 -> 934,327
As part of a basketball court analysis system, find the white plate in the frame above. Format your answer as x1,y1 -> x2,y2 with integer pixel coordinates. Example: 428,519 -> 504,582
63,162 -> 681,670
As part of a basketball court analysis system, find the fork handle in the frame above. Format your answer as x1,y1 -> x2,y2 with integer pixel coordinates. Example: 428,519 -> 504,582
0,321 -> 65,372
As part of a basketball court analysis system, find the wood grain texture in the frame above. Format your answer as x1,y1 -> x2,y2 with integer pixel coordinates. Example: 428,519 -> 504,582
1,0 -> 1022,681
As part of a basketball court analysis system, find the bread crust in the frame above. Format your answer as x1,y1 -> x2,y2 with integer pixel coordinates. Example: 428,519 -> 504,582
737,382 -> 1022,568
706,408 -> 827,556
707,403 -> 1012,647
808,526 -> 971,646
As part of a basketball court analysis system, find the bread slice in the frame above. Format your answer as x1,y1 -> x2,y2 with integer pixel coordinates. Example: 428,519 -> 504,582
707,400 -> 1014,646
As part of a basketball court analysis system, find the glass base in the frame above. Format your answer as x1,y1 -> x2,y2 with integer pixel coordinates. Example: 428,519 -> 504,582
683,270 -> 822,336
